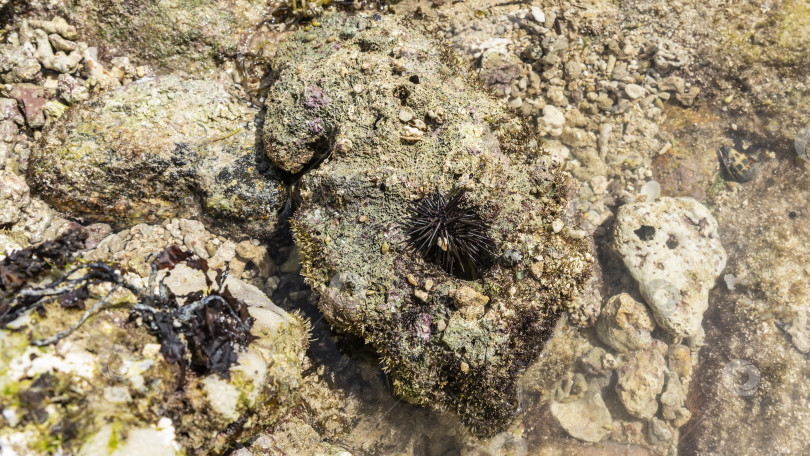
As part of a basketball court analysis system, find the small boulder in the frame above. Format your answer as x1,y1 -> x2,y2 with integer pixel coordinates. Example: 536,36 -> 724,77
30,76 -> 288,240
614,197 -> 726,337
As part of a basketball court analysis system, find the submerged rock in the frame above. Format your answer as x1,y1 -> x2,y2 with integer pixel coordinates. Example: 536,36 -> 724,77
614,197 -> 726,337
615,340 -> 667,420
550,376 -> 612,443
270,12 -> 592,436
29,76 -> 287,240
596,293 -> 655,353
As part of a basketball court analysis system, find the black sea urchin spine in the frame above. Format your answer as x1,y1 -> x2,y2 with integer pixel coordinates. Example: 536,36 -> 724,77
405,190 -> 496,280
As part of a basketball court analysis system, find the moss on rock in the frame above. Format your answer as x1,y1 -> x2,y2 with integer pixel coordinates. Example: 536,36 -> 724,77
29,76 -> 287,240
266,12 -> 592,437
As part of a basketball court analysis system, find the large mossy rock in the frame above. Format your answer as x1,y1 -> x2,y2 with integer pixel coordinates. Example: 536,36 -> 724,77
266,12 -> 593,436
29,76 -> 287,240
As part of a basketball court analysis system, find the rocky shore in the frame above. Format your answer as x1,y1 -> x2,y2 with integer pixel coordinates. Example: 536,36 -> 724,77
1,0 -> 809,455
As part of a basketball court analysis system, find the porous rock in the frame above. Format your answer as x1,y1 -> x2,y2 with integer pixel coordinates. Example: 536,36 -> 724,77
615,340 -> 667,420
273,12 -> 592,436
614,197 -> 726,337
29,76 -> 287,240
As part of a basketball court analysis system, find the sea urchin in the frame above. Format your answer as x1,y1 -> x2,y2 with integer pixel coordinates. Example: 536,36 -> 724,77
405,189 -> 496,280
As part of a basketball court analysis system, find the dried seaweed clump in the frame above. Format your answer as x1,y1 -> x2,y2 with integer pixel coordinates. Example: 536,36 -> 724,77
0,234 -> 255,379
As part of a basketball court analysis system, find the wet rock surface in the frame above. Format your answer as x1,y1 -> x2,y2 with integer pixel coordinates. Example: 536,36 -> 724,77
614,197 -> 727,337
597,292 -> 655,353
1,0 -> 809,454
30,76 -> 287,240
271,12 -> 592,436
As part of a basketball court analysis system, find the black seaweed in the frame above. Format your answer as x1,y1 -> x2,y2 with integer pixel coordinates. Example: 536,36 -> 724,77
0,234 -> 255,380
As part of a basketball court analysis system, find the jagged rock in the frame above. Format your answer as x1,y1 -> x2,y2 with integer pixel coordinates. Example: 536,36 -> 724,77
270,12 -> 592,437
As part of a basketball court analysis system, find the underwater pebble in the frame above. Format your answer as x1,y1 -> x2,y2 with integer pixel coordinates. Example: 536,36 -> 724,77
550,380 -> 612,443
597,293 -> 655,353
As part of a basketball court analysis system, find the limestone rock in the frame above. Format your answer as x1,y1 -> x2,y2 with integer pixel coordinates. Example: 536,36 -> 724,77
614,197 -> 726,337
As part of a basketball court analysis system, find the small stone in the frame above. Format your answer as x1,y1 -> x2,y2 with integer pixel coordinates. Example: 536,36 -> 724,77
538,104 -> 566,136
334,138 -> 353,153
550,387 -> 612,443
551,218 -> 564,233
9,84 -> 48,128
407,274 -> 419,286
658,76 -> 685,93
530,260 -> 544,279
460,361 -> 470,373
675,87 -> 700,106
624,84 -> 646,100
451,286 -> 488,320
398,107 -> 414,122
560,127 -> 595,148
414,289 -> 429,302
142,344 -> 162,358
616,340 -> 667,420
597,293 -> 655,353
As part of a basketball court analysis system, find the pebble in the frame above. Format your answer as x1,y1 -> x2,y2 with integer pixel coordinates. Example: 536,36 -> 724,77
398,107 -> 414,122
596,293 -> 655,353
624,84 -> 645,100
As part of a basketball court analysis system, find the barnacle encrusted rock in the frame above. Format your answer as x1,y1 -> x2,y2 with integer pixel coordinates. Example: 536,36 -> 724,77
269,12 -> 592,436
29,76 -> 287,240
